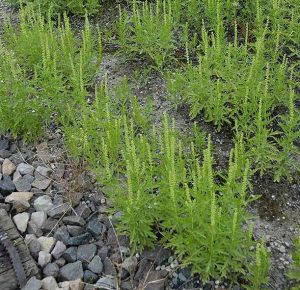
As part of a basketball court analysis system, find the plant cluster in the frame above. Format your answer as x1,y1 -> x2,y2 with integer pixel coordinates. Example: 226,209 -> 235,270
6,0 -> 102,15
0,5 -> 102,140
288,234 -> 300,288
62,76 -> 270,287
116,0 -> 176,69
4,1 -> 300,288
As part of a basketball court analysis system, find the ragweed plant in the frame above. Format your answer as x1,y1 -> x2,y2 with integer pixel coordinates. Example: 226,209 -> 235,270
116,0 -> 175,69
288,234 -> 300,285
0,5 -> 102,140
6,0 -> 101,15
244,242 -> 270,290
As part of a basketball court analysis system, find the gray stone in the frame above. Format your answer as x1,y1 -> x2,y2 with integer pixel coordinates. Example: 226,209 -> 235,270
31,211 -> 47,228
13,212 -> 29,233
34,195 -> 53,211
67,225 -> 84,237
17,163 -> 34,175
0,203 -> 10,211
54,226 -> 70,244
103,257 -> 117,276
62,247 -> 77,263
0,139 -> 9,150
51,241 -> 66,259
77,244 -> 97,263
75,203 -> 91,219
83,270 -> 98,284
36,165 -> 52,177
42,218 -> 59,233
60,261 -> 83,281
68,233 -> 91,246
43,263 -> 59,277
121,256 -> 138,273
48,202 -> 71,218
14,178 -> 31,191
55,257 -> 66,267
98,246 -> 109,261
32,178 -> 51,190
87,219 -> 104,237
88,255 -> 103,274
37,236 -> 56,253
2,158 -> 16,175
63,215 -> 85,227
29,239 -> 41,259
42,276 -> 58,290
0,149 -> 10,158
21,276 -> 42,290
96,277 -> 115,289
0,175 -> 16,196
13,170 -> 22,182
38,251 -> 52,267
27,221 -> 43,237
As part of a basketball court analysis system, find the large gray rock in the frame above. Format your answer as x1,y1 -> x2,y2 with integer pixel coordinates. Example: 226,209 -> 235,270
87,219 -> 104,237
43,263 -> 59,277
36,166 -> 52,177
34,195 -> 53,211
54,226 -> 70,244
48,202 -> 71,218
37,236 -> 56,253
62,215 -> 85,227
67,225 -> 83,237
62,247 -> 77,263
31,211 -> 47,228
21,276 -> 42,290
38,251 -> 52,267
42,276 -> 58,290
51,241 -> 66,259
121,256 -> 138,273
88,255 -> 103,274
68,233 -> 91,246
59,261 -> 83,281
32,178 -> 51,190
13,212 -> 29,233
96,277 -> 116,289
77,244 -> 97,263
83,270 -> 98,284
29,239 -> 41,259
17,163 -> 34,175
14,175 -> 33,192
0,139 -> 9,150
0,175 -> 16,196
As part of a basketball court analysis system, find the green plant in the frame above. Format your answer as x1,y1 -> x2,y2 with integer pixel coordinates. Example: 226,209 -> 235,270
274,89 -> 300,182
116,0 -> 175,69
288,234 -> 300,285
6,0 -> 101,15
244,242 -> 270,289
0,5 -> 102,140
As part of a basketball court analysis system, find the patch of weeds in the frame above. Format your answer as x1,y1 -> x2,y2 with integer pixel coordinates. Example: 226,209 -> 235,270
167,17 -> 300,181
6,0 -> 101,15
288,234 -> 300,287
0,5 -> 102,140
116,0 -> 176,70
63,78 -> 269,286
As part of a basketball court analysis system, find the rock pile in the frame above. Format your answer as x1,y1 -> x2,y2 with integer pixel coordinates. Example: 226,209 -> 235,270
0,136 -> 175,290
